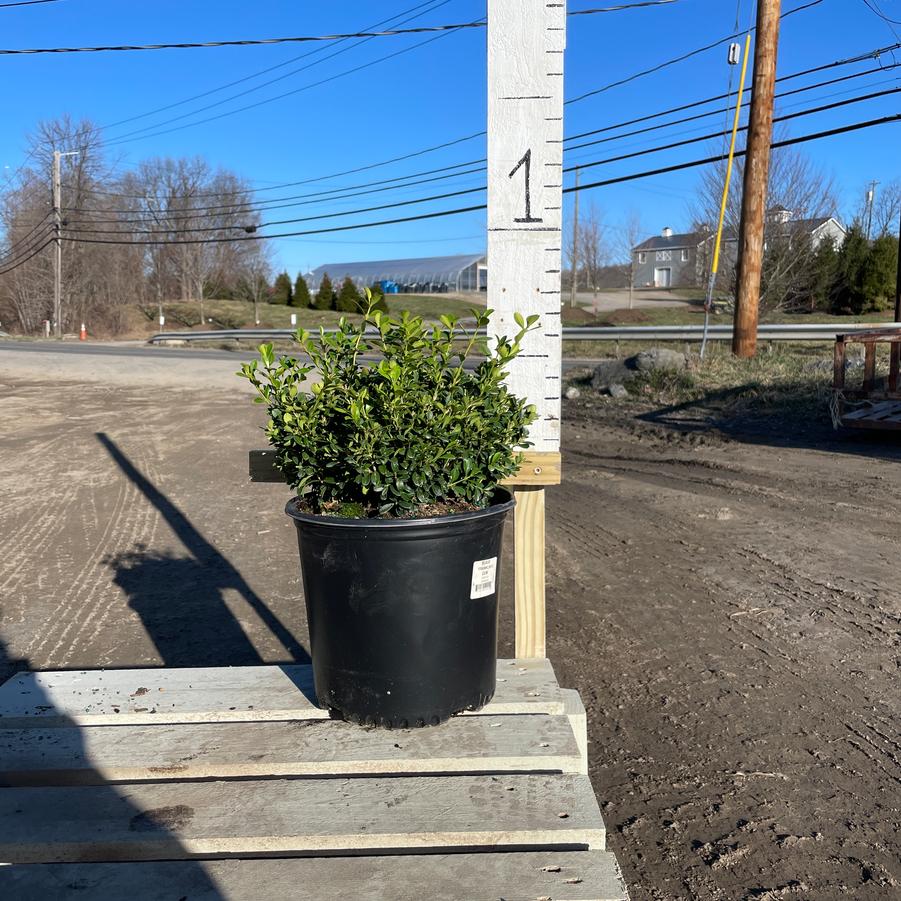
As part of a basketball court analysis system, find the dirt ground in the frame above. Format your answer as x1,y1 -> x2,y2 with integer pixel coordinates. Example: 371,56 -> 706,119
0,358 -> 899,900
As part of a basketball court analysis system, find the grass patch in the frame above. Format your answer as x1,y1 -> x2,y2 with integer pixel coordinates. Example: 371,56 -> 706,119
129,294 -> 484,337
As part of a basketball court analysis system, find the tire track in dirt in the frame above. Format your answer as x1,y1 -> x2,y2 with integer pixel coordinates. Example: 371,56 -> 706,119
26,461 -> 134,665
57,447 -> 164,667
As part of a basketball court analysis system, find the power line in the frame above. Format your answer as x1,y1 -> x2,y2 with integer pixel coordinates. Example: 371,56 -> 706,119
0,225 -> 54,267
98,0 -> 826,147
0,2 -> 672,56
62,61 -> 901,227
101,3 -> 462,146
101,0 -> 453,133
0,0 -> 63,7
860,0 -> 901,27
1,212 -> 53,255
63,85 -> 901,238
0,232 -> 54,273
0,22 -> 489,55
565,66 -> 900,153
66,38 -> 900,211
565,0 -> 825,105
569,0 -> 680,13
54,113 -> 900,249
99,21 -> 483,148
566,114 -> 901,194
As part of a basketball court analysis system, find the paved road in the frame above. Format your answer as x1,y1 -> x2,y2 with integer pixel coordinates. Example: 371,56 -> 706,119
0,341 -> 604,384
0,340 -> 255,362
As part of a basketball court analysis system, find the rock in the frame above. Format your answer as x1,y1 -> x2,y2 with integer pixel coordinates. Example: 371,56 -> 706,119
590,358 -> 636,390
564,385 -> 581,400
634,348 -> 687,372
805,356 -> 864,374
609,383 -> 629,398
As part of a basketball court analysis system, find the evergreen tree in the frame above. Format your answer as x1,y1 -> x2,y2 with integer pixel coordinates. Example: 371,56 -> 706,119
271,271 -> 293,306
336,276 -> 362,313
292,273 -> 312,308
861,234 -> 898,311
830,224 -> 870,314
313,272 -> 335,310
808,237 -> 838,311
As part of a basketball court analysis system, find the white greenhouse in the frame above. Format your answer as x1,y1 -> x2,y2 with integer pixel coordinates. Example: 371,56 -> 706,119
308,253 -> 487,294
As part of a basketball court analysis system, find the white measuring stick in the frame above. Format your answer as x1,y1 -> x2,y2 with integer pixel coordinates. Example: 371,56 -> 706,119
487,0 -> 566,451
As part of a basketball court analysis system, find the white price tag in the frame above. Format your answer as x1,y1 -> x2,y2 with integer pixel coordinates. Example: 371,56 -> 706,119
470,557 -> 498,599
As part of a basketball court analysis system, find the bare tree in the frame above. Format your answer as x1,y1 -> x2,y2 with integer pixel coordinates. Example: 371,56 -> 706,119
614,210 -> 644,309
854,179 -> 901,238
577,202 -> 609,296
690,142 -> 838,311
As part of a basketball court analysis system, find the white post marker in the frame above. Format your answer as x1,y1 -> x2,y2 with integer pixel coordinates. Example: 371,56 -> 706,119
487,0 -> 565,659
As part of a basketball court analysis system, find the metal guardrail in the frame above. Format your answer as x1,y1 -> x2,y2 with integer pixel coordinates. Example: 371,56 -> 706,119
148,322 -> 901,345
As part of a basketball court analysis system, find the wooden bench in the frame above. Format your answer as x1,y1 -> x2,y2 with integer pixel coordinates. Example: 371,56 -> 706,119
0,659 -> 628,900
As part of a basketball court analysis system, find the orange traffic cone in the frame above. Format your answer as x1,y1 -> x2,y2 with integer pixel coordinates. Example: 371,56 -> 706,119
79,323 -> 87,341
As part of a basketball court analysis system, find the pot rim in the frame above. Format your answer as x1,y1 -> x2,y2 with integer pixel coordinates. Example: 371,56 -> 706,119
285,486 -> 514,529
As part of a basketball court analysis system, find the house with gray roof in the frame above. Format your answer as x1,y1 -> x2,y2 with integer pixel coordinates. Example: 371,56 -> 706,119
631,228 -> 708,289
631,211 -> 846,290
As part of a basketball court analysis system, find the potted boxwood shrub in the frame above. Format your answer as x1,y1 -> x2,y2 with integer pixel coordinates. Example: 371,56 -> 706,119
240,295 -> 537,728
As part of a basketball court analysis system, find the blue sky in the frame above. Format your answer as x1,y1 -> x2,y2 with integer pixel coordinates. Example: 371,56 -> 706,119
1,0 -> 899,275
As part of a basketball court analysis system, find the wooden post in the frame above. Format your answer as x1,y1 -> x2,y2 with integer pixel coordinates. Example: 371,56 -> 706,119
833,337 -> 846,393
733,0 -> 781,359
863,341 -> 876,394
488,0 -> 565,658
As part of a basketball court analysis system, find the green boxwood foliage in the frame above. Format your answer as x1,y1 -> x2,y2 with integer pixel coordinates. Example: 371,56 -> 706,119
239,293 -> 538,517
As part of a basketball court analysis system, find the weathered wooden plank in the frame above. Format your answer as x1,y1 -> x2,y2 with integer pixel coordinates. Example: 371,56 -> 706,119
250,449 -> 562,486
0,712 -> 581,785
514,486 -> 547,658
0,774 -> 606,863
842,415 -> 901,431
841,401 -> 900,421
0,851 -> 628,901
863,342 -> 877,393
563,688 -> 589,777
833,338 -> 845,390
0,659 -> 563,728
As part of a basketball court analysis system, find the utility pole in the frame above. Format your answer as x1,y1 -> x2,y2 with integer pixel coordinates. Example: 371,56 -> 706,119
569,167 -> 580,307
865,180 -> 879,242
51,149 -> 78,338
733,0 -> 781,358
52,151 -> 62,338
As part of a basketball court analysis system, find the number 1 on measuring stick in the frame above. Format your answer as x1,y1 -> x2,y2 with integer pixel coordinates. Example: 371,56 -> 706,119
508,149 -> 543,224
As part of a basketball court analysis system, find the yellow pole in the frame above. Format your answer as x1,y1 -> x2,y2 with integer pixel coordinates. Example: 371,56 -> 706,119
713,33 -> 752,277
701,32 -> 752,358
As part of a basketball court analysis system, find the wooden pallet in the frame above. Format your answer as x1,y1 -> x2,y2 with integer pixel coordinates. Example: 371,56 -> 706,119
0,659 -> 628,900
839,399 -> 901,430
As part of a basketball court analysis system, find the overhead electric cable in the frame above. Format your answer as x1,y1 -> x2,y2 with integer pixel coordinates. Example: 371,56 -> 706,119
99,20 -> 484,148
57,113 -> 901,247
0,233 -> 54,273
101,0 -> 453,132
0,0 -> 63,7
63,73 -> 900,228
565,0 -> 825,105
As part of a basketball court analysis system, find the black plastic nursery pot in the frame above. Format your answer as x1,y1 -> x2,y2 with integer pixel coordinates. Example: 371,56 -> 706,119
286,489 -> 515,728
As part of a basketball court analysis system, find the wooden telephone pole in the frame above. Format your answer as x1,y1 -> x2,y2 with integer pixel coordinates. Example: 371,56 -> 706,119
733,0 -> 781,358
